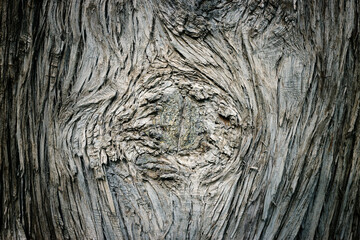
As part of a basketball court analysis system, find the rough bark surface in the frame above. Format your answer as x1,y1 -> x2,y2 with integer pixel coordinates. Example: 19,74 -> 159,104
1,0 -> 360,239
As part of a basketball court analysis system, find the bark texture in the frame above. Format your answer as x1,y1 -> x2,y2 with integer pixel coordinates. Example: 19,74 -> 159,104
1,0 -> 360,239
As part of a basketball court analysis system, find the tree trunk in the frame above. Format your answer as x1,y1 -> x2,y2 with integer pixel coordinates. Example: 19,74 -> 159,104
1,0 -> 360,239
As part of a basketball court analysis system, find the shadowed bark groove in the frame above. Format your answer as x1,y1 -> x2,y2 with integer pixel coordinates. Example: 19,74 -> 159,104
1,0 -> 359,239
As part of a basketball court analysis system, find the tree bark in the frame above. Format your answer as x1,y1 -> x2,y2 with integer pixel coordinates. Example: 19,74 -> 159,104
1,0 -> 360,239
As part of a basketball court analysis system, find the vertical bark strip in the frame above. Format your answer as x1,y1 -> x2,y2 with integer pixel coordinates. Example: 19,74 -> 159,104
1,0 -> 360,239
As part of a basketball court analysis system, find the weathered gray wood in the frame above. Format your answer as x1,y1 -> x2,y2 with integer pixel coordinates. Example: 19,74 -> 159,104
1,0 -> 359,239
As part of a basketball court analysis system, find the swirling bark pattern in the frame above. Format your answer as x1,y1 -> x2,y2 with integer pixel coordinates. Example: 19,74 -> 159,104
1,0 -> 360,239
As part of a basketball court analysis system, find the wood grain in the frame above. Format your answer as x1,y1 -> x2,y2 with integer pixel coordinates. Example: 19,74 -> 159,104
1,0 -> 359,239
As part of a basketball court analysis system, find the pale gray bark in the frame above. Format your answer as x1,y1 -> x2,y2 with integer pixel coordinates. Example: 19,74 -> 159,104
1,0 -> 360,239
